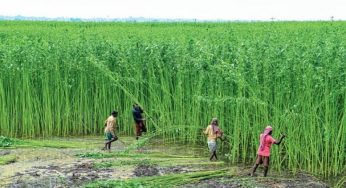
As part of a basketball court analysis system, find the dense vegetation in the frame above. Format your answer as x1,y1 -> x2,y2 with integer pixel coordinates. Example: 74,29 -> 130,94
0,21 -> 345,177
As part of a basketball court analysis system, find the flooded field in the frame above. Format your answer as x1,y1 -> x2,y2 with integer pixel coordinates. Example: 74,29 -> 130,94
0,136 -> 336,187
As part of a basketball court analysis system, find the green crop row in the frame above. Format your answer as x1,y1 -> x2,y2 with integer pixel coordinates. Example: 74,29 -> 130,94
0,21 -> 345,177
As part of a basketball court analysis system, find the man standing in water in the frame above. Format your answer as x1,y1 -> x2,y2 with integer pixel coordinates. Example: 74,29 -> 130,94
132,103 -> 146,140
103,111 -> 118,151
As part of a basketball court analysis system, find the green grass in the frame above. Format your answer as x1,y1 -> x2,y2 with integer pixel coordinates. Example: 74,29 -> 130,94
18,140 -> 87,148
84,169 -> 231,188
76,150 -> 204,159
0,21 -> 345,178
1,136 -> 96,149
335,176 -> 346,188
94,158 -> 157,169
0,155 -> 17,165
92,154 -> 223,169
0,136 -> 19,147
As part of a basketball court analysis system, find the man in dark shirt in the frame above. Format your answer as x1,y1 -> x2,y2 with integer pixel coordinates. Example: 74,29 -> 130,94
132,103 -> 146,140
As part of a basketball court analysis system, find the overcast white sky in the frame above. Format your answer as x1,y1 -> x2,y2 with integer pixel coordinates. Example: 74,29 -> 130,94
0,0 -> 345,20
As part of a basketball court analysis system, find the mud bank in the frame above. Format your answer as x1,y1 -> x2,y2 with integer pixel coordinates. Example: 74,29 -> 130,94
0,137 -> 336,188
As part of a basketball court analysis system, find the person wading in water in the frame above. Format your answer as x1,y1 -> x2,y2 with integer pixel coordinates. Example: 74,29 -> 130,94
204,118 -> 223,161
102,111 -> 118,151
250,125 -> 285,177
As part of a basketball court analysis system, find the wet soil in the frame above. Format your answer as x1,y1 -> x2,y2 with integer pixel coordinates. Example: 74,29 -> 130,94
0,137 -> 333,188
133,164 -> 193,177
182,176 -> 329,188
0,150 -> 11,156
134,164 -> 160,177
8,161 -> 114,188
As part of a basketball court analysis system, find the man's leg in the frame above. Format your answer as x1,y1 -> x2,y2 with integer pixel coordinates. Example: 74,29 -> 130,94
263,157 -> 269,177
213,142 -> 218,160
108,141 -> 111,150
209,142 -> 217,161
251,164 -> 259,177
105,139 -> 115,150
103,142 -> 109,150
138,121 -> 143,136
107,135 -> 118,150
263,166 -> 268,177
214,151 -> 218,160
141,120 -> 147,133
136,122 -> 142,140
210,152 -> 215,161
210,151 -> 217,161
251,155 -> 261,177
135,123 -> 139,140
103,133 -> 110,150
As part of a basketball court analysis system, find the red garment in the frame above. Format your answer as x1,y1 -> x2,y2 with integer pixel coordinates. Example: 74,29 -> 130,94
257,134 -> 276,157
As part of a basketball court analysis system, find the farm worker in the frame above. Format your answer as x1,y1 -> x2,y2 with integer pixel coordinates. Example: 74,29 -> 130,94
204,118 -> 223,161
250,125 -> 285,177
132,103 -> 147,140
102,111 -> 118,150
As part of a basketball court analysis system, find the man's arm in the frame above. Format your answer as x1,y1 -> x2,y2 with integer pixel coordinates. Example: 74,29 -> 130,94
110,120 -> 116,136
274,134 -> 286,145
139,106 -> 144,113
203,126 -> 209,135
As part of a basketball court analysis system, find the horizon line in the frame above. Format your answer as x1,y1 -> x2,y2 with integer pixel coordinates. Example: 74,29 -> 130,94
0,15 -> 342,22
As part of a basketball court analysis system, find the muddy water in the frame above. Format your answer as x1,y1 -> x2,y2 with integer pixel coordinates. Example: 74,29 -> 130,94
0,137 -> 331,188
